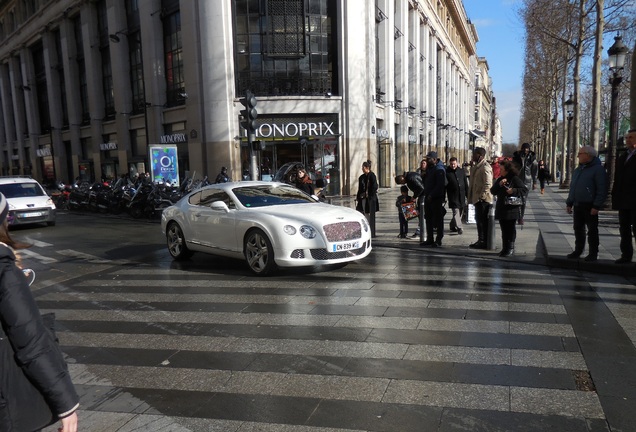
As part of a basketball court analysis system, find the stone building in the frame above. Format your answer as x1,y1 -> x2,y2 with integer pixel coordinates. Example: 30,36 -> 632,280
0,0 -> 479,195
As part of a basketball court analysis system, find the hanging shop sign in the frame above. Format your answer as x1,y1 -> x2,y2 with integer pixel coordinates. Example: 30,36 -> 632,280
149,145 -> 179,186
376,129 -> 389,139
100,142 -> 118,151
36,147 -> 52,157
255,121 -> 337,138
408,135 -> 417,144
160,133 -> 188,144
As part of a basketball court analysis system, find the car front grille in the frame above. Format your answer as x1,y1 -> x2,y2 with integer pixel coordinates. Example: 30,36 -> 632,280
310,243 -> 367,260
9,208 -> 53,224
323,221 -> 361,242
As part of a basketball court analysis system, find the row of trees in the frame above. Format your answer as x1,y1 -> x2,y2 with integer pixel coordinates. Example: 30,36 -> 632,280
518,0 -> 634,184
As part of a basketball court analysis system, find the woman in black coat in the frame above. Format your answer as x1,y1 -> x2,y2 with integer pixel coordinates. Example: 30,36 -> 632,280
356,160 -> 379,237
294,168 -> 314,196
0,193 -> 79,432
490,160 -> 528,257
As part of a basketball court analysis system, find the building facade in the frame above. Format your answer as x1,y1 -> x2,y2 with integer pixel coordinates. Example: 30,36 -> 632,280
0,0 -> 479,196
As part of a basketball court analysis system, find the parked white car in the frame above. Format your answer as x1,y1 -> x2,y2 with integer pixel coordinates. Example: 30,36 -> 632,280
0,177 -> 56,227
161,181 -> 372,275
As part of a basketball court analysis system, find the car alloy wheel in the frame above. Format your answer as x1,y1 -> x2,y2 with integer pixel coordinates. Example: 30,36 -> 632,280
244,229 -> 276,276
166,222 -> 193,260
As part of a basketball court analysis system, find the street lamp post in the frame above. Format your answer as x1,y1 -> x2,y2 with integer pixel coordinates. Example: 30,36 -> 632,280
560,95 -> 574,189
604,34 -> 629,207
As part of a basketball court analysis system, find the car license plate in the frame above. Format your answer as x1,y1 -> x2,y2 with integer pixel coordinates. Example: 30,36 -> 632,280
331,241 -> 360,252
20,211 -> 43,218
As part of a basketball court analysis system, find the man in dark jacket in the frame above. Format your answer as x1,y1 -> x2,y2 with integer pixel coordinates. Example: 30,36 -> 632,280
565,146 -> 607,262
512,143 -> 538,224
446,156 -> 468,235
612,129 -> 636,264
422,151 -> 446,247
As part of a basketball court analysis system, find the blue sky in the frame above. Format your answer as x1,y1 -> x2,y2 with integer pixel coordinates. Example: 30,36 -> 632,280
463,0 -> 525,144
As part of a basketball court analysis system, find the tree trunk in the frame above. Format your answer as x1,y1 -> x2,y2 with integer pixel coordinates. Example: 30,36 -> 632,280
590,0 -> 604,149
629,42 -> 636,129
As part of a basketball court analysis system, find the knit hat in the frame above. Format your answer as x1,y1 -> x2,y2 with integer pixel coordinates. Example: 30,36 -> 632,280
0,193 -> 7,224
426,151 -> 438,160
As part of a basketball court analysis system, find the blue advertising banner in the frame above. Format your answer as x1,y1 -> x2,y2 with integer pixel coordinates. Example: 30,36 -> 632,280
149,145 -> 179,186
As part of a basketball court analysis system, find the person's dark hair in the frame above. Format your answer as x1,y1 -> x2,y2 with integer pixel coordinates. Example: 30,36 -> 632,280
499,160 -> 520,177
395,175 -> 406,184
362,160 -> 372,169
473,147 -> 486,157
0,221 -> 30,250
628,129 -> 636,133
400,185 -> 409,193
449,157 -> 457,163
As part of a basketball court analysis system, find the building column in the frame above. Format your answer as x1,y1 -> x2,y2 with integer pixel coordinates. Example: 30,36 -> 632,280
59,17 -> 83,181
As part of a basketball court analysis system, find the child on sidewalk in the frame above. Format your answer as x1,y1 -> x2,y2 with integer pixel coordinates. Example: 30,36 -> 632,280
396,185 -> 413,238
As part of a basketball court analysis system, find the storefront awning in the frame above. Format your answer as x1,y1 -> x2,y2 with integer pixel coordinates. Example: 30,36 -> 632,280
470,129 -> 486,138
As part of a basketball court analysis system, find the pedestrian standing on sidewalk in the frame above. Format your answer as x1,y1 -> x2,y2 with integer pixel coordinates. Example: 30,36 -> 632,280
356,160 -> 379,237
612,129 -> 636,264
468,147 -> 493,249
512,143 -> 538,225
412,159 -> 427,237
446,156 -> 468,235
422,152 -> 446,247
491,160 -> 528,257
565,145 -> 607,262
537,160 -> 550,194
395,185 -> 412,238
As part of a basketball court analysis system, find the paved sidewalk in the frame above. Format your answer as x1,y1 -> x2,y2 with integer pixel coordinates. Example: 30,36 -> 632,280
373,183 -> 636,278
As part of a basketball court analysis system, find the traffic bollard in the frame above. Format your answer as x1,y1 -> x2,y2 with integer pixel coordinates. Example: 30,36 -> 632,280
486,201 -> 496,250
419,199 -> 426,243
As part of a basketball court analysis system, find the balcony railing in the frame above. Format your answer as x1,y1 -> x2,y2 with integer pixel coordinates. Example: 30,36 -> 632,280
237,73 -> 333,97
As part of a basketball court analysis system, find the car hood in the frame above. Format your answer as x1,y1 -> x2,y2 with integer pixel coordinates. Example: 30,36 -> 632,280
7,196 -> 52,208
243,202 -> 362,222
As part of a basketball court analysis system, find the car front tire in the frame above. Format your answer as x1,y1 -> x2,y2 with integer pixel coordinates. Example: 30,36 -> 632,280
244,229 -> 276,276
166,222 -> 193,260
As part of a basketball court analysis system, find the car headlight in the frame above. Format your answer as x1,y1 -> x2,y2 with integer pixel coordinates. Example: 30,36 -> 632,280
283,225 -> 297,235
299,225 -> 316,239
361,218 -> 369,232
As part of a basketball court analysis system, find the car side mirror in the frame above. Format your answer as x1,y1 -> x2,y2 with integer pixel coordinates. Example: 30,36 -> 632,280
210,201 -> 230,212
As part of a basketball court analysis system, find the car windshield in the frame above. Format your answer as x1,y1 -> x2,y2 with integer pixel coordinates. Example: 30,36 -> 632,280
0,182 -> 45,198
232,185 -> 315,208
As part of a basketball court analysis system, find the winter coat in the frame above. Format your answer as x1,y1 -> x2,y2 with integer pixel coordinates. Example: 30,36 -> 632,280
513,150 -> 538,187
612,149 -> 636,210
538,166 -> 550,182
468,159 -> 493,204
566,156 -> 607,210
356,171 -> 379,213
214,172 -> 230,183
491,174 -> 528,220
424,160 -> 446,200
295,176 -> 314,196
446,167 -> 468,209
403,171 -> 425,200
0,244 -> 79,431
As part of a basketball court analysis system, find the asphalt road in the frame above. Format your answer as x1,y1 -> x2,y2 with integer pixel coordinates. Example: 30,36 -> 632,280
11,211 -> 633,431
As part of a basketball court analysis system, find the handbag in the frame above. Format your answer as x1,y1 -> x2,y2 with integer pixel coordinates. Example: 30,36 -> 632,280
504,195 -> 523,206
401,201 -> 419,220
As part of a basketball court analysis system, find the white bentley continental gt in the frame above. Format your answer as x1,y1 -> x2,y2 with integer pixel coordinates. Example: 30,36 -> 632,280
160,181 -> 372,275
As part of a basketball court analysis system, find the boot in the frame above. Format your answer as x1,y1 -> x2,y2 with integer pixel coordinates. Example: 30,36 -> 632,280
499,242 -> 514,257
541,188 -> 545,194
